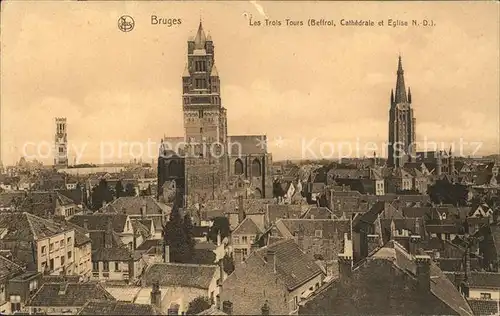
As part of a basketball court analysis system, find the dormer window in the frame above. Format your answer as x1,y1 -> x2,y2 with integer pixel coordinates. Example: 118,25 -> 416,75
315,230 -> 322,238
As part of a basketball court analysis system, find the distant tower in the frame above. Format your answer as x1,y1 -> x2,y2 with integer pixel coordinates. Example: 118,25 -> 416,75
54,117 -> 68,167
387,56 -> 416,168
436,151 -> 443,176
449,147 -> 455,175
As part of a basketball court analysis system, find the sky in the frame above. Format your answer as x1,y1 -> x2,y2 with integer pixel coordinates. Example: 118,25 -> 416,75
1,1 -> 499,165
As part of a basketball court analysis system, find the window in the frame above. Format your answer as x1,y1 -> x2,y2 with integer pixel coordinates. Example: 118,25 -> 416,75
10,295 -> 21,312
103,262 -> 109,272
92,262 -> 99,271
67,237 -> 72,244
0,284 -> 5,303
41,246 -> 46,254
29,280 -> 38,295
233,237 -> 239,244
61,256 -> 65,266
115,262 -> 120,271
195,61 -> 206,72
242,248 -> 248,259
242,236 -> 248,244
67,251 -> 72,259
195,78 -> 207,89
480,293 -> 492,299
49,243 -> 54,252
200,127 -> 203,134
59,147 -> 64,153
49,259 -> 54,271
199,110 -> 204,118
60,240 -> 65,248
315,230 -> 323,238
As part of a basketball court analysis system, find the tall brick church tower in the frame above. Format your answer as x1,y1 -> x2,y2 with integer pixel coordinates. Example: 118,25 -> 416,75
182,21 -> 228,158
387,56 -> 416,168
54,117 -> 68,168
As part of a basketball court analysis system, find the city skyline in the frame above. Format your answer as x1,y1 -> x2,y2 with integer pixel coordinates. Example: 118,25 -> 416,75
1,1 -> 499,165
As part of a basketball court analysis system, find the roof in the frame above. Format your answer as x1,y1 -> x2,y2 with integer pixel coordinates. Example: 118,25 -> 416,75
445,272 -> 500,289
232,217 -> 263,236
197,306 -> 227,315
227,135 -> 268,155
0,254 -> 24,281
52,218 -> 91,246
130,220 -> 151,239
78,300 -> 158,315
301,207 -> 335,219
135,239 -> 162,252
352,201 -> 385,231
143,263 -> 217,289
69,214 -> 128,233
27,282 -> 116,307
278,219 -> 351,241
266,204 -> 303,224
102,196 -> 164,216
0,212 -> 70,241
253,239 -> 324,291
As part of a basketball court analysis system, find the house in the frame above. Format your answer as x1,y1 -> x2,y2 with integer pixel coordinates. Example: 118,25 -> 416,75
69,214 -> 143,250
299,240 -> 474,316
78,299 -> 158,315
0,254 -> 30,314
100,196 -> 170,238
0,191 -> 81,219
0,212 -> 76,275
232,217 -> 264,262
444,271 -> 500,300
219,239 -> 325,315
477,224 -> 500,272
89,220 -> 145,282
26,282 -> 116,315
4,270 -> 42,314
139,262 -> 221,314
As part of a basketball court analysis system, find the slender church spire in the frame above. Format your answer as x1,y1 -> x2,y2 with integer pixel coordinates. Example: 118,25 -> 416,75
390,89 -> 394,104
408,87 -> 412,103
394,55 -> 407,104
194,20 -> 206,49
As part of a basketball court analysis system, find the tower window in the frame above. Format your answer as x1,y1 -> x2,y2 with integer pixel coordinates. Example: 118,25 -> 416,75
195,61 -> 206,72
200,128 -> 203,134
195,79 -> 207,89
199,110 -> 204,118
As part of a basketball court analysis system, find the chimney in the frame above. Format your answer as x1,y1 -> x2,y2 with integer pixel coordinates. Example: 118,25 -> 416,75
104,220 -> 113,249
415,255 -> 431,292
338,253 -> 353,280
295,230 -> 304,250
83,219 -> 89,231
265,250 -> 276,273
150,280 -> 162,310
222,301 -> 233,315
409,235 -> 421,255
261,300 -> 270,315
238,195 -> 245,223
163,244 -> 170,263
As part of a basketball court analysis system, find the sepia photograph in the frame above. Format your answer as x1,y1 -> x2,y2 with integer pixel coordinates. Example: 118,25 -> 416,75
0,1 -> 499,315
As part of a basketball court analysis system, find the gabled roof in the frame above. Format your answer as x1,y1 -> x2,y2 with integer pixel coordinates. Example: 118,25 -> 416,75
0,212 -> 70,241
143,263 -> 217,289
252,239 -> 324,291
232,217 -> 263,236
277,219 -> 351,242
467,299 -> 499,316
27,282 -> 115,307
197,305 -> 228,315
352,201 -> 385,231
79,300 -> 158,315
0,254 -> 24,281
102,196 -> 164,216
69,214 -> 128,233
301,207 -> 335,219
266,204 -> 303,225
52,218 -> 91,246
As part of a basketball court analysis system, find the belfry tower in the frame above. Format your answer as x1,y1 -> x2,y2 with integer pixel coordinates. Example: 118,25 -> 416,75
182,21 -> 228,158
387,56 -> 416,168
54,117 -> 68,167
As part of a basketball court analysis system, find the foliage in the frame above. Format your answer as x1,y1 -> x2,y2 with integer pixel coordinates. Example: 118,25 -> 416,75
125,183 -> 136,196
115,180 -> 124,198
427,180 -> 468,206
273,180 -> 285,198
222,253 -> 235,275
208,217 -> 230,244
91,179 -> 113,210
186,296 -> 212,315
162,192 -> 196,263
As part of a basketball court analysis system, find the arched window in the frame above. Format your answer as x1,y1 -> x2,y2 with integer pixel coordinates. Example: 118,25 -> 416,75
254,188 -> 262,198
252,158 -> 261,177
234,159 -> 244,175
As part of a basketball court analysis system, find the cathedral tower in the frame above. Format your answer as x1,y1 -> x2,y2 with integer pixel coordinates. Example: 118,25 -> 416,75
387,56 -> 416,168
182,21 -> 228,158
54,117 -> 68,167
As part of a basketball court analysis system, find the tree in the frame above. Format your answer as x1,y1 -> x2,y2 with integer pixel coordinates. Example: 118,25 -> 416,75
428,180 -> 468,206
222,253 -> 235,275
186,296 -> 211,315
208,217 -> 230,244
273,180 -> 285,199
125,183 -> 136,196
115,180 -> 125,198
183,213 -> 196,260
91,179 -> 113,210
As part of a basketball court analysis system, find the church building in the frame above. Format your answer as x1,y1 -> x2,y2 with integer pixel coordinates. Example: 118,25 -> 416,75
158,22 -> 273,206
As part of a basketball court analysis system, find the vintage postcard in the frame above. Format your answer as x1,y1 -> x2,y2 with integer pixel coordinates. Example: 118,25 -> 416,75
0,1 -> 499,315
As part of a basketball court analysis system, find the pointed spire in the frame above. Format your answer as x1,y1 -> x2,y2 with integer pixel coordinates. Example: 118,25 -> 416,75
194,20 -> 206,49
390,89 -> 394,104
182,64 -> 190,77
408,87 -> 412,103
210,64 -> 219,77
394,55 -> 407,104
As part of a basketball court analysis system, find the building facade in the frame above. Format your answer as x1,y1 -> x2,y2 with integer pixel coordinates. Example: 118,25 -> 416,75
158,22 -> 273,207
54,117 -> 68,168
387,57 -> 416,168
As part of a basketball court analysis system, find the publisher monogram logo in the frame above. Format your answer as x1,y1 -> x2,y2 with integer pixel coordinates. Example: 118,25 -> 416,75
118,15 -> 135,32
